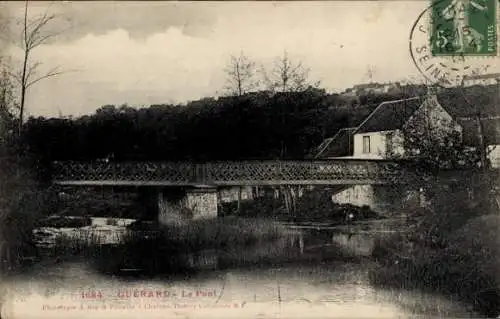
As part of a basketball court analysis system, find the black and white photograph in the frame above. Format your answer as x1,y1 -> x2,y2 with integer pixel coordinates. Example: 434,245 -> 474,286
0,1 -> 500,318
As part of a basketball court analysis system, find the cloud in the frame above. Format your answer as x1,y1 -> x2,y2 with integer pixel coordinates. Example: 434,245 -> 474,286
2,1 -> 429,117
2,1 -> 218,44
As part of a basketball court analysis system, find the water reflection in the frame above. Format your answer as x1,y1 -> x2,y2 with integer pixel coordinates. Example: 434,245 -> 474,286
0,227 -> 478,318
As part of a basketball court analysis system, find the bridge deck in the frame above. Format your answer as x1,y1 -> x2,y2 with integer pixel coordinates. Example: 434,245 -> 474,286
51,159 -> 413,187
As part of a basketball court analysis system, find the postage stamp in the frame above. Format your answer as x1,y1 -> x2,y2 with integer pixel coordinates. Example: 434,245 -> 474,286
431,0 -> 497,56
409,0 -> 498,87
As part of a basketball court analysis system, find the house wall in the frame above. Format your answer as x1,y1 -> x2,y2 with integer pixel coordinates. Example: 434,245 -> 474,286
353,130 -> 401,159
185,189 -> 218,220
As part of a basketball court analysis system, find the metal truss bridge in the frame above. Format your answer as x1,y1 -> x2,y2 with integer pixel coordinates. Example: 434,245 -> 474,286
51,159 -> 415,187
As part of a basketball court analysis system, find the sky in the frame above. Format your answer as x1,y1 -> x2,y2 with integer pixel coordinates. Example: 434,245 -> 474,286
0,1 -> 434,118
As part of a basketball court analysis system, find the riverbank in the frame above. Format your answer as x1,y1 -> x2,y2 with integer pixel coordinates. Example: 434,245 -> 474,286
369,212 -> 500,318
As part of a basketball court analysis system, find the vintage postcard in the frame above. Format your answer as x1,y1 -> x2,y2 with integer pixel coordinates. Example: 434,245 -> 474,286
0,1 -> 499,318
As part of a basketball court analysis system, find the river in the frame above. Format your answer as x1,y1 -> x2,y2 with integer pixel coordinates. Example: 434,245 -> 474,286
0,225 -> 478,319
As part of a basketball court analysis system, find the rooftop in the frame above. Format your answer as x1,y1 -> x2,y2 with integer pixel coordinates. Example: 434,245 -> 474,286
354,97 -> 423,134
436,85 -> 500,118
314,127 -> 356,158
457,118 -> 500,146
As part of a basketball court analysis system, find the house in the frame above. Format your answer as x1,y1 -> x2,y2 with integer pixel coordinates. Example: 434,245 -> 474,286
315,95 -> 460,160
316,89 -> 499,214
352,97 -> 422,159
342,82 -> 402,97
462,73 -> 500,87
316,88 -> 500,163
353,95 -> 466,159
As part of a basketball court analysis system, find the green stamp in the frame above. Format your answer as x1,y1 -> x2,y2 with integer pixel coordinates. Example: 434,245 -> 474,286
431,0 -> 497,56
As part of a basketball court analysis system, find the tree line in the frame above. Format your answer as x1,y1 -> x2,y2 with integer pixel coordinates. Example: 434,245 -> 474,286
21,87 -> 430,164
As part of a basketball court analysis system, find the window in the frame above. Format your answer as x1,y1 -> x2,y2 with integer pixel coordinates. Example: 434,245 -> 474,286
362,136 -> 371,153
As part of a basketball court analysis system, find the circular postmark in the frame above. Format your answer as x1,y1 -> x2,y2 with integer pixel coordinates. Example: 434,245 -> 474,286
409,0 -> 497,88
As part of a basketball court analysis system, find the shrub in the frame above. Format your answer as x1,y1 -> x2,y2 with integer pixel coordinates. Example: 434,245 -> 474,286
369,180 -> 500,318
0,186 -> 58,274
154,217 -> 286,250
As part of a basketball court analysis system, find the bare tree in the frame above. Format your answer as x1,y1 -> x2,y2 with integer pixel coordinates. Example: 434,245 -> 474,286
262,50 -> 319,93
0,2 -> 68,274
260,51 -> 320,213
224,52 -> 258,96
0,55 -> 37,274
11,1 -> 67,135
223,53 -> 260,212
0,59 -> 16,128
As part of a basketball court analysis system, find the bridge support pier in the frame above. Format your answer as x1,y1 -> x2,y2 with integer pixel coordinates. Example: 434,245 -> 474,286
158,187 -> 218,225
331,184 -> 424,216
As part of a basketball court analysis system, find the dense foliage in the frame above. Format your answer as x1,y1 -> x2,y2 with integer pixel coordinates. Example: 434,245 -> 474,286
21,87 -> 429,164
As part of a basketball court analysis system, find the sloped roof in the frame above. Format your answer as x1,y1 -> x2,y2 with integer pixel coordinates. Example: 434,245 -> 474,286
354,97 -> 423,134
313,137 -> 334,158
436,86 -> 500,118
314,127 -> 356,158
457,118 -> 500,146
434,86 -> 500,146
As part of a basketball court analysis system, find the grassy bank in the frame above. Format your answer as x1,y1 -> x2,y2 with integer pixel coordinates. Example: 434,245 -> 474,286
152,217 -> 286,249
369,194 -> 500,317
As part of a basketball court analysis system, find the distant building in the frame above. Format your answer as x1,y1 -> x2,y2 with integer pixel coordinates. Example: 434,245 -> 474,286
342,82 -> 401,97
462,73 -> 500,86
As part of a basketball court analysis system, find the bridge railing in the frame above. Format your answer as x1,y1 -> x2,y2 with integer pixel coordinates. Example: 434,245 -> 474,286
51,160 -> 410,185
52,161 -> 197,184
203,160 -> 405,185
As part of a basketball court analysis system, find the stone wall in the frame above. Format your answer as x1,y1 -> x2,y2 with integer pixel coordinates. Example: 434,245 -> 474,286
331,185 -> 423,216
157,188 -> 218,225
185,189 -> 218,220
157,191 -> 184,225
218,186 -> 254,203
